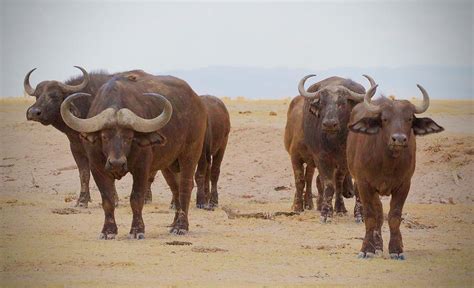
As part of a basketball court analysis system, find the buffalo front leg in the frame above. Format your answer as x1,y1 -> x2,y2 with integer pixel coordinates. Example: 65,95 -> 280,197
388,182 -> 410,260
334,171 -> 348,215
316,174 -> 323,211
91,168 -> 118,240
353,184 -> 364,223
70,142 -> 91,208
357,181 -> 381,258
290,156 -> 305,212
129,169 -> 149,239
303,165 -> 315,210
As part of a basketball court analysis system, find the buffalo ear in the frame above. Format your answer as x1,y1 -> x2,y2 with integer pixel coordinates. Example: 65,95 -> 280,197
134,132 -> 167,147
309,98 -> 320,117
79,132 -> 98,144
413,117 -> 444,136
348,117 -> 381,134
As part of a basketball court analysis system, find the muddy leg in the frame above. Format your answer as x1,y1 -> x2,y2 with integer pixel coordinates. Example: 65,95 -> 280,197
320,179 -> 335,223
303,165 -> 315,210
290,156 -> 305,212
210,146 -> 226,208
91,169 -> 117,240
388,182 -> 410,260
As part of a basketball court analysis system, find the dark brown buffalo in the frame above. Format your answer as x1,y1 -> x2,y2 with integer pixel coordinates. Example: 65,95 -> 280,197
60,70 -> 207,238
285,74 -> 376,222
347,83 -> 443,259
24,67 -> 119,207
195,95 -> 230,209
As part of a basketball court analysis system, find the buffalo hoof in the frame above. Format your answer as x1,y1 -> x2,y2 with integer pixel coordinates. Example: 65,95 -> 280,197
196,203 -> 207,209
209,202 -> 218,209
98,233 -> 116,240
128,233 -> 145,240
169,203 -> 176,210
390,253 -> 406,260
320,215 -> 332,223
75,200 -> 88,208
336,211 -> 347,217
170,227 -> 187,235
357,251 -> 375,259
375,249 -> 383,258
144,198 -> 152,205
355,215 -> 363,224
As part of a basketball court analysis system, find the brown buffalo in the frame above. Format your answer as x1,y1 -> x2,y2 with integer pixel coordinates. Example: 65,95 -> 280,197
60,70 -> 207,238
347,82 -> 443,259
195,95 -> 230,209
285,75 -> 376,222
24,67 -> 119,207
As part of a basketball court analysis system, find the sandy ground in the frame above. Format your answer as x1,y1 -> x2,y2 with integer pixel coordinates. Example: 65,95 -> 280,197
0,98 -> 473,287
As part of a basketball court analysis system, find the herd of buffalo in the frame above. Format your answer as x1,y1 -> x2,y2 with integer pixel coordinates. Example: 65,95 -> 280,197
24,66 -> 444,260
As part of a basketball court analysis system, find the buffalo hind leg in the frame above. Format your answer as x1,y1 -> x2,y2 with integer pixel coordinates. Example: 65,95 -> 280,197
290,156 -> 305,212
91,169 -> 117,240
144,170 -> 158,204
388,182 -> 410,260
353,184 -> 363,223
210,146 -> 227,208
195,152 -> 209,209
162,169 -> 180,215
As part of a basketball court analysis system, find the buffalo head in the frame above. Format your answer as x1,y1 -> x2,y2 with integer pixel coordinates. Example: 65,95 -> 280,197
299,74 -> 377,136
349,83 -> 444,154
24,66 -> 89,125
60,92 -> 172,179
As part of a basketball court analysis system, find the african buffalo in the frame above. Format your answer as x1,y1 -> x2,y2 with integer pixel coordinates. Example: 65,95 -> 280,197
24,67 -> 119,207
285,74 -> 376,222
347,83 -> 443,259
60,70 -> 207,238
195,95 -> 231,209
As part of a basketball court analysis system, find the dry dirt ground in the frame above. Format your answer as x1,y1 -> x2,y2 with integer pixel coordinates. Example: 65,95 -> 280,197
1,98 -> 473,287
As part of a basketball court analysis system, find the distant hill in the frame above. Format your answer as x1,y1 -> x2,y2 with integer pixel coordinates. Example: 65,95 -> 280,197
164,66 -> 473,99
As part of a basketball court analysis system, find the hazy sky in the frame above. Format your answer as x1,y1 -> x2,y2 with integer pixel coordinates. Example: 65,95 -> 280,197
1,0 -> 472,96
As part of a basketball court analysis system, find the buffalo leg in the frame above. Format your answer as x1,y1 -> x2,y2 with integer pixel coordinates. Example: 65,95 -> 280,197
342,175 -> 355,198
170,161 -> 196,235
353,184 -> 363,223
145,170 -> 158,204
303,165 -> 315,210
320,180 -> 335,223
162,169 -> 180,212
129,168 -> 149,239
195,152 -> 209,209
334,171 -> 348,215
290,156 -> 305,212
388,182 -> 410,260
91,169 -> 117,240
357,181 -> 380,258
210,146 -> 227,208
70,142 -> 91,208
316,174 -> 323,211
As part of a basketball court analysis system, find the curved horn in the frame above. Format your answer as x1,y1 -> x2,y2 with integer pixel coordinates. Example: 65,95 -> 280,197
58,66 -> 90,93
24,68 -> 37,95
298,74 -> 319,98
413,84 -> 430,114
335,74 -> 377,103
60,93 -> 116,133
363,82 -> 381,113
116,93 -> 173,133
